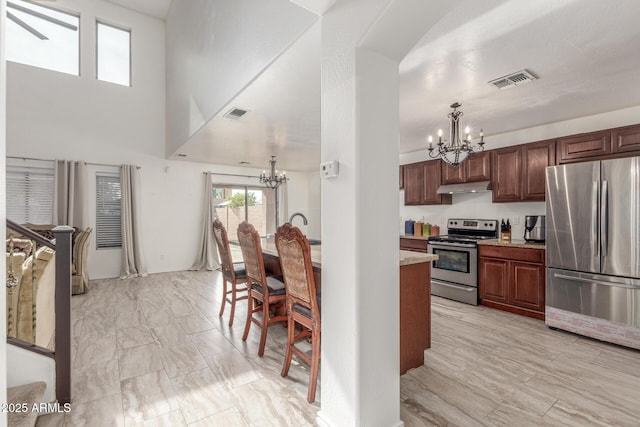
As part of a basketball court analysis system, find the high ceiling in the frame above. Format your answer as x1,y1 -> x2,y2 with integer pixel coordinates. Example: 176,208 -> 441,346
173,0 -> 640,172
104,0 -> 172,20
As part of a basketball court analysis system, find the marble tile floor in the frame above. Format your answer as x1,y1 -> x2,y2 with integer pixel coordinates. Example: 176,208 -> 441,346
65,271 -> 640,426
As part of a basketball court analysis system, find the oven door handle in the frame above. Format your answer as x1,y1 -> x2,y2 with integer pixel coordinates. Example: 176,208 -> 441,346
431,279 -> 476,291
429,242 -> 476,248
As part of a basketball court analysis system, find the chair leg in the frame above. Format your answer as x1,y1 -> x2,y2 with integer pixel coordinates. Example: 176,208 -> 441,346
228,281 -> 237,327
258,300 -> 269,357
281,315 -> 295,377
242,291 -> 253,342
308,327 -> 321,403
218,278 -> 228,318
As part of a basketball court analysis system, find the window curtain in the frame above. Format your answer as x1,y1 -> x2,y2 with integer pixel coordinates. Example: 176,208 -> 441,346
53,160 -> 87,227
120,165 -> 147,278
191,172 -> 219,270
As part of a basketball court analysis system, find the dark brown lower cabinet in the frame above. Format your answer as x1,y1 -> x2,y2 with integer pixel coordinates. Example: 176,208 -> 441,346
479,245 -> 545,320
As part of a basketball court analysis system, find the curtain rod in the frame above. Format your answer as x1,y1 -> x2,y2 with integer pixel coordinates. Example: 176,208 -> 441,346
7,155 -> 140,169
204,171 -> 260,179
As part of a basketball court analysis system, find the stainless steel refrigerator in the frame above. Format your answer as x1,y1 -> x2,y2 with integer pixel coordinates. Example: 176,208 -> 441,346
545,156 -> 640,349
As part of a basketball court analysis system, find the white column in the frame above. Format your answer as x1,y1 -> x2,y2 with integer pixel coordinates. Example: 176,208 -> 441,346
1,0 -> 9,420
319,3 -> 402,426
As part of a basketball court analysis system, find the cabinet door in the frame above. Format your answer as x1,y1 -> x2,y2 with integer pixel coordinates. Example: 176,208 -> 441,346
403,163 -> 424,205
557,131 -> 610,163
399,165 -> 405,189
492,146 -> 522,202
611,124 -> 640,154
479,257 -> 508,303
509,261 -> 545,312
441,162 -> 466,184
522,140 -> 555,201
423,161 -> 451,205
465,151 -> 491,182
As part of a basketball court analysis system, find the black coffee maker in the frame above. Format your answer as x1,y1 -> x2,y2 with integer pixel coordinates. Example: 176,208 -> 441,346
524,215 -> 545,243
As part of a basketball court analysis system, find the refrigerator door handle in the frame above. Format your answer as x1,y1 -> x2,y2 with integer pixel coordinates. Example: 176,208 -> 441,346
592,181 -> 599,257
553,273 -> 640,290
601,180 -> 609,257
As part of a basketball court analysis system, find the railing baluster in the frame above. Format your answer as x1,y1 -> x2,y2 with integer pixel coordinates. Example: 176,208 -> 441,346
53,226 -> 73,405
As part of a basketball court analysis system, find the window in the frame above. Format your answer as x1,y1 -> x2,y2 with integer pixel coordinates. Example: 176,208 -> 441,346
6,166 -> 54,224
96,174 -> 122,249
6,0 -> 79,75
97,21 -> 131,86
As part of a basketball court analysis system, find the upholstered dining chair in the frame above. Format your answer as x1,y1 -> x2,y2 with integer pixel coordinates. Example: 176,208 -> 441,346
237,221 -> 287,357
275,223 -> 321,403
213,219 -> 248,327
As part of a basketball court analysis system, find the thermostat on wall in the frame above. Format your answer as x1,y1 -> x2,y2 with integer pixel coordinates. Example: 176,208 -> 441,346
320,160 -> 339,179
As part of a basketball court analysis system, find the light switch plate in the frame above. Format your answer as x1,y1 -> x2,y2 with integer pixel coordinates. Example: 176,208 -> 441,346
320,160 -> 339,179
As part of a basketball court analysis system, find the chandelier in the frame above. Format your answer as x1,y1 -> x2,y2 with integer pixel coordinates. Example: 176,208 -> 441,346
427,102 -> 485,166
260,155 -> 288,189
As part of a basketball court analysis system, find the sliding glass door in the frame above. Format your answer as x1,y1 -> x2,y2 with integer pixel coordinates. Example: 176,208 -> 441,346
212,184 -> 276,261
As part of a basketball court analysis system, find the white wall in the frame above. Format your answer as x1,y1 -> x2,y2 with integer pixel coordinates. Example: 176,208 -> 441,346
6,0 -> 311,279
6,345 -> 57,404
165,0 -> 316,155
399,104 -> 640,236
1,0 -> 8,422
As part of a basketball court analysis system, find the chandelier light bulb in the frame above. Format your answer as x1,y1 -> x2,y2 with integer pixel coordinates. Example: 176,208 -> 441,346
427,103 -> 486,166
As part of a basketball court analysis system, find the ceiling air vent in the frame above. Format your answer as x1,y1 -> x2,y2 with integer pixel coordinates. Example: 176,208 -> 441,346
224,107 -> 249,120
488,69 -> 537,90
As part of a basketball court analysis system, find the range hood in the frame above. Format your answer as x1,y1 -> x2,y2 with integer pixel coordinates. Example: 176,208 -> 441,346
436,181 -> 492,194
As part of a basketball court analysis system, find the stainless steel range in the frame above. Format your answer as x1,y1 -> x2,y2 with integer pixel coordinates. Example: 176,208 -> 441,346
428,219 -> 498,305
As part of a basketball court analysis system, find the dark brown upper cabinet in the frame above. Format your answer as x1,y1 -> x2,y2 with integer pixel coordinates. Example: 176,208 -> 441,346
403,160 -> 452,205
441,151 -> 491,185
492,146 -> 522,202
557,130 -> 610,163
492,140 -> 555,202
611,123 -> 640,154
522,140 -> 555,201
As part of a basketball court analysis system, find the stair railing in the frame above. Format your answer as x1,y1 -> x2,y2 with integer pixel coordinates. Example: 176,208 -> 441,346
5,219 -> 72,404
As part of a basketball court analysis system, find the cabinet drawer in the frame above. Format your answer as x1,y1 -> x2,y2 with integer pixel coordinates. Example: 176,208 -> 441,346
479,245 -> 544,263
400,238 -> 428,252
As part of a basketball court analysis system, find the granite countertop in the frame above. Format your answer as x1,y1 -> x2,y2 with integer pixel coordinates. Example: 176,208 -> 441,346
400,250 -> 438,266
400,234 -> 432,241
478,239 -> 546,250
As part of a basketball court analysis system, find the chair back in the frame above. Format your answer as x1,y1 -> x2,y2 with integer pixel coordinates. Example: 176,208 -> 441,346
213,219 -> 233,273
236,221 -> 266,287
275,223 -> 318,309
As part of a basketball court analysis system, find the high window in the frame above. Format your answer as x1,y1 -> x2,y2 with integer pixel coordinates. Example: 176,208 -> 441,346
96,21 -> 131,86
96,174 -> 122,249
6,0 -> 79,75
6,165 -> 55,225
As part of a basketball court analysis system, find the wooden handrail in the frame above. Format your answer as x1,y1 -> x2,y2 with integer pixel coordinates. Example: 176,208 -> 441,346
5,221 -> 72,405
7,337 -> 55,359
6,219 -> 56,249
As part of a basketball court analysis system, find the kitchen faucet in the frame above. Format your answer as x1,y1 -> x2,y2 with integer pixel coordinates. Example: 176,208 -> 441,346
289,212 -> 308,225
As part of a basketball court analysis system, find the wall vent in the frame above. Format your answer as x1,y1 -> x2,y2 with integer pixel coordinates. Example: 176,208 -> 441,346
224,107 -> 249,120
488,69 -> 537,90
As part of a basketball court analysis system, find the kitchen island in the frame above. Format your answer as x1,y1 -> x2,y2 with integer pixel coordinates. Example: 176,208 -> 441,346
399,250 -> 438,374
253,238 -> 437,374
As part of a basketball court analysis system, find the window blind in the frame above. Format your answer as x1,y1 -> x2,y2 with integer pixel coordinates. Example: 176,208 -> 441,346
96,174 -> 122,249
6,166 -> 54,224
